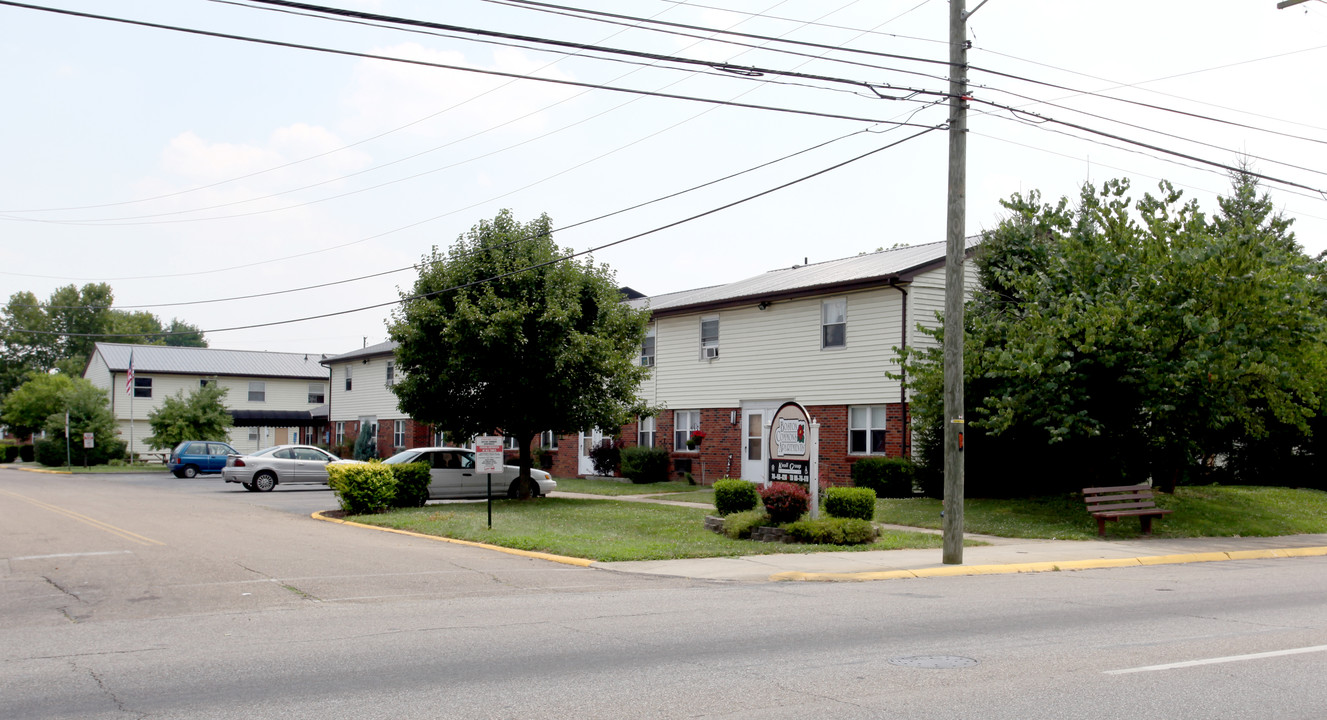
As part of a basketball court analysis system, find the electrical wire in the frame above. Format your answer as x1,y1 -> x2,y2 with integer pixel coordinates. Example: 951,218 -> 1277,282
10,125 -> 941,338
651,0 -> 947,45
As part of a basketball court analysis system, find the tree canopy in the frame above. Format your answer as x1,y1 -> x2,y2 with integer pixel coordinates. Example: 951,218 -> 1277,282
389,210 -> 650,494
903,174 -> 1327,495
145,382 -> 234,450
1,372 -> 76,439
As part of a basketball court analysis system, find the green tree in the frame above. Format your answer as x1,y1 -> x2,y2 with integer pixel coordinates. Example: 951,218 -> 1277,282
163,318 -> 207,347
145,382 -> 233,450
43,379 -> 118,446
903,174 -> 1327,495
353,422 -> 379,461
1,372 -> 76,439
389,209 -> 650,497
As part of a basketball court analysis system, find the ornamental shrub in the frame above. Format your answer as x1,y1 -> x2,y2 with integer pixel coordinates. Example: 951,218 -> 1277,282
2,444 -> 19,462
720,508 -> 770,539
851,457 -> 916,498
760,482 -> 809,524
620,446 -> 670,484
328,462 -> 398,515
388,461 -> 431,508
19,444 -> 35,462
784,517 -> 877,545
823,486 -> 876,521
588,437 -> 626,476
713,478 -> 760,516
34,437 -> 127,467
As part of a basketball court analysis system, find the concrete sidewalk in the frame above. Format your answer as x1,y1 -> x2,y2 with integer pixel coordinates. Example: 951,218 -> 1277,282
553,491 -> 1327,582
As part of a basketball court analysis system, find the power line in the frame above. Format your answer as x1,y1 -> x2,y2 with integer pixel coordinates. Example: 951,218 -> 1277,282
650,0 -> 947,45
0,1 -> 941,128
11,126 -> 941,338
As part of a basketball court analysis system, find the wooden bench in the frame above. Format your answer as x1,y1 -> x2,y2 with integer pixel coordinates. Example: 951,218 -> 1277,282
1082,484 -> 1173,537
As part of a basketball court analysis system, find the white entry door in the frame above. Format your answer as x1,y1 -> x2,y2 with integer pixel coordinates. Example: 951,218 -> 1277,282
578,428 -> 604,476
741,410 -> 767,483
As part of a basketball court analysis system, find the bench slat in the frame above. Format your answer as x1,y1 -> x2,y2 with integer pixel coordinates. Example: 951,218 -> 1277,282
1082,484 -> 1171,537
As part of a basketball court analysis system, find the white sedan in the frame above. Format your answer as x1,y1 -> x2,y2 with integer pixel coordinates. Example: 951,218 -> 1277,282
223,444 -> 356,492
382,446 -> 557,499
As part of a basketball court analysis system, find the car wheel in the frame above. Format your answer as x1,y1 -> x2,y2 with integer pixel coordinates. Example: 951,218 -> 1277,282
183,465 -> 199,479
172,470 -> 186,479
254,472 -> 277,492
242,482 -> 257,492
507,478 -> 538,499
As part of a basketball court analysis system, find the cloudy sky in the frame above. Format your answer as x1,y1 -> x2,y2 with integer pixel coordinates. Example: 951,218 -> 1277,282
2,0 -> 1325,356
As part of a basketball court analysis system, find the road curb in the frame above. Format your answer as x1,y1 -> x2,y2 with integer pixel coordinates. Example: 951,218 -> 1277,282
12,466 -> 71,475
310,511 -> 595,567
769,546 -> 1327,582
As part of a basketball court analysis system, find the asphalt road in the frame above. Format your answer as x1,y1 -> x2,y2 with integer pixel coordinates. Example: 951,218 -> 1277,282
5,468 -> 1327,719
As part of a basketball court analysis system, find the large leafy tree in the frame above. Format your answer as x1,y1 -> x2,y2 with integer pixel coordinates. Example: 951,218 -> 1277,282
43,378 -> 118,447
903,174 -> 1327,495
1,372 -> 76,439
389,209 -> 650,496
145,382 -> 233,450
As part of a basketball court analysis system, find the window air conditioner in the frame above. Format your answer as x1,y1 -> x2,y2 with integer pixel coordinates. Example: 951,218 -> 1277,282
703,346 -> 719,359
641,356 -> 654,367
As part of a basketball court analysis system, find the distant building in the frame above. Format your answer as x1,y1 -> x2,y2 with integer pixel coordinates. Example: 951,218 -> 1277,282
84,343 -> 331,456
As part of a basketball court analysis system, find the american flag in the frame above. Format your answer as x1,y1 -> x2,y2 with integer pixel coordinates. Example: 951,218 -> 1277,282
125,350 -> 135,395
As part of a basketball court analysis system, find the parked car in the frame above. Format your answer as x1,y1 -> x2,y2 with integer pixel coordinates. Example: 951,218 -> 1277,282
382,446 -> 557,499
222,444 -> 354,492
170,440 -> 238,478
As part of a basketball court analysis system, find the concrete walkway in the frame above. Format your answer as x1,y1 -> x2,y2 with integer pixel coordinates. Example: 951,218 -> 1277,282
550,490 -> 1327,583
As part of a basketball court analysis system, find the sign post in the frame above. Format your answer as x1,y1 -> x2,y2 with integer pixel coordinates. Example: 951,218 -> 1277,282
83,432 -> 94,470
767,402 -> 819,518
475,436 -> 504,529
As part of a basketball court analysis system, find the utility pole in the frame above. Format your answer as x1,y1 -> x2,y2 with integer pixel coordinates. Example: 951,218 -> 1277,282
942,0 -> 971,564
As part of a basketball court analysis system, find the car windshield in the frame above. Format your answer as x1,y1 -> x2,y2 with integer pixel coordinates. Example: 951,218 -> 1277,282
383,450 -> 422,465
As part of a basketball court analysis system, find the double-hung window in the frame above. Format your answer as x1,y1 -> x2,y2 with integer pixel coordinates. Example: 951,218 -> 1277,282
393,420 -> 405,448
849,406 -> 888,454
638,416 -> 656,448
386,361 -> 395,387
248,381 -> 266,402
641,325 -> 655,367
133,377 -> 152,398
674,410 -> 700,451
344,366 -> 352,392
700,316 -> 719,360
308,383 -> 325,404
539,430 -> 558,450
335,422 -> 345,446
822,298 -> 846,349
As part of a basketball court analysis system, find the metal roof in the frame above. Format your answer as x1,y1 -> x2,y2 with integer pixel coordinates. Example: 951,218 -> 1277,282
92,343 -> 330,380
321,339 -> 398,364
632,239 -> 975,314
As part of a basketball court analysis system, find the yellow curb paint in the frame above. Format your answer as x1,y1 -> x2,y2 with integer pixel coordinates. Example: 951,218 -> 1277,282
1137,552 -> 1230,565
14,467 -> 71,475
311,511 -> 595,567
1225,549 -> 1282,561
1276,546 -> 1327,558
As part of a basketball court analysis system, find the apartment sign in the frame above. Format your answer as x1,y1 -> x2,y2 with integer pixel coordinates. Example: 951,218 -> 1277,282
767,401 -> 811,484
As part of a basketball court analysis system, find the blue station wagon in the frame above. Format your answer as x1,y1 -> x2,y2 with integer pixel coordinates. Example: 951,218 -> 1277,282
170,441 -> 238,478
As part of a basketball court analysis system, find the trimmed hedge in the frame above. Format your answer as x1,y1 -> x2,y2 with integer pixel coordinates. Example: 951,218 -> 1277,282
823,486 -> 876,521
713,478 -> 760,516
620,446 -> 670,484
328,463 -> 398,515
719,508 -> 769,539
784,517 -> 878,545
2,445 -> 19,463
34,437 -> 127,467
851,457 -> 916,498
760,482 -> 809,524
19,444 -> 35,462
388,462 -> 431,508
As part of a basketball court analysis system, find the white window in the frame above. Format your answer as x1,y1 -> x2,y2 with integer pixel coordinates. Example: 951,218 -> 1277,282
199,378 -> 212,388
638,416 -> 655,448
393,420 -> 405,448
503,436 -> 520,450
248,427 -> 259,442
335,422 -> 345,446
386,361 -> 395,387
700,316 -> 719,359
641,325 -> 655,367
849,406 -> 888,454
248,381 -> 265,402
133,377 -> 152,398
822,298 -> 846,349
434,429 -> 447,446
345,365 -> 352,392
540,430 -> 558,450
308,383 -> 325,404
674,410 -> 700,451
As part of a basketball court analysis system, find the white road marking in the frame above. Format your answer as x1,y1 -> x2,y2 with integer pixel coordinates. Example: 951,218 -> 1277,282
1106,644 -> 1327,674
12,550 -> 134,561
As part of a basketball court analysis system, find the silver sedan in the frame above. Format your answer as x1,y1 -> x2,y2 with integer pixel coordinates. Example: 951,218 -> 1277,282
382,446 -> 557,499
222,444 -> 355,492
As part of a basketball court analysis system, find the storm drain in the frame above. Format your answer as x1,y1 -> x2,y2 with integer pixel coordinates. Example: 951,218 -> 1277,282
889,655 -> 979,669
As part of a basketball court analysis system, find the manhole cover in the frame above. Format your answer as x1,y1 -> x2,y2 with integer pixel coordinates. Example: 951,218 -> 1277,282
889,655 -> 979,669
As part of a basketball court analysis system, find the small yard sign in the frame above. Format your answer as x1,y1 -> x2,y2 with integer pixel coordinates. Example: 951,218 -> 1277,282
475,436 -> 504,474
82,432 -> 94,449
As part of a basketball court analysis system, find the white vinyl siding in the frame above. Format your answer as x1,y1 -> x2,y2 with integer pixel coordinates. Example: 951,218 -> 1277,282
327,356 -> 409,422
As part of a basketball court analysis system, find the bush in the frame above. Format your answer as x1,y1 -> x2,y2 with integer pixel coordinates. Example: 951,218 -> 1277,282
784,517 -> 878,545
823,486 -> 876,521
2,444 -> 19,463
19,444 -> 34,462
388,462 -> 431,508
851,457 -> 916,498
588,437 -> 626,476
760,482 -> 810,524
719,508 -> 770,539
619,445 -> 670,484
34,438 -> 127,467
328,463 -> 398,514
713,478 -> 760,516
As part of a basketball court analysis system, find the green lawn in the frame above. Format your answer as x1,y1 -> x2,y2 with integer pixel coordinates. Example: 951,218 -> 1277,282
347,497 -> 951,562
552,476 -> 708,496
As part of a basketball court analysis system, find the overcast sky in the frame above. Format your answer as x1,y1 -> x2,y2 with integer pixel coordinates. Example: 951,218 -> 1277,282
3,0 -> 1325,356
